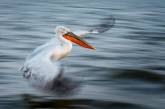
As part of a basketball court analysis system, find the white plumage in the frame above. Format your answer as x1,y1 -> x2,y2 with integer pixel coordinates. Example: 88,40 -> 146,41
21,26 -> 74,89
21,26 -> 97,91
20,16 -> 115,92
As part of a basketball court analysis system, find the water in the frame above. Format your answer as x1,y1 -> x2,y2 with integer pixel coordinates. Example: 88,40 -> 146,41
0,0 -> 165,109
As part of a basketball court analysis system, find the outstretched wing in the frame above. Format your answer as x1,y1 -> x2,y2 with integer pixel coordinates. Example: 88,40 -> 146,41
74,15 -> 115,37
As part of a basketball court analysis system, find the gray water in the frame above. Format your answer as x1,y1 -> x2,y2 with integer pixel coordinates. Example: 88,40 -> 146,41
0,0 -> 165,109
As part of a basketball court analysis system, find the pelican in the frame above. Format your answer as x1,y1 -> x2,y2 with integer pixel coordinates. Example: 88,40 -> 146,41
20,16 -> 115,92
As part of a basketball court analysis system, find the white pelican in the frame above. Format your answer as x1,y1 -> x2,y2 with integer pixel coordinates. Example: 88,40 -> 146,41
21,26 -> 96,91
20,16 -> 115,92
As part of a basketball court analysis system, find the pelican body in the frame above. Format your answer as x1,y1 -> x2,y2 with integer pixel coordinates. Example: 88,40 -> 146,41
21,16 -> 115,92
21,26 -> 95,90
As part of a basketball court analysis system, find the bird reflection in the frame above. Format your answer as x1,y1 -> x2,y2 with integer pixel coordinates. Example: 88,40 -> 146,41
28,67 -> 80,95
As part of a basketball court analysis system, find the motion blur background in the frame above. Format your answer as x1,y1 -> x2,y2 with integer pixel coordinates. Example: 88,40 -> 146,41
0,0 -> 165,109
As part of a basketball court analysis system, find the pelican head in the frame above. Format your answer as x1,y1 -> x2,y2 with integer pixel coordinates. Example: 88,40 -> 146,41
55,26 -> 95,50
55,26 -> 71,35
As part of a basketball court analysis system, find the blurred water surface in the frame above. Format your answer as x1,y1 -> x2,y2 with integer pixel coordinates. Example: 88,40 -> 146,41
0,0 -> 165,109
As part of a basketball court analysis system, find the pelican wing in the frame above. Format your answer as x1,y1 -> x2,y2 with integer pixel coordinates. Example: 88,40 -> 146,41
21,38 -> 62,88
26,38 -> 59,60
74,15 -> 115,37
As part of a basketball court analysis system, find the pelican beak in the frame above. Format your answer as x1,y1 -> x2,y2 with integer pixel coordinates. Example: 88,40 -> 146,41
63,32 -> 96,50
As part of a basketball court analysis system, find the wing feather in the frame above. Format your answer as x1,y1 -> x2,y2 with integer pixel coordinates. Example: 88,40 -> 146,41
74,15 -> 115,37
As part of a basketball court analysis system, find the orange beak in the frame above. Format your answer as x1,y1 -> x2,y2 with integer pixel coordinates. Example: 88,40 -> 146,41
63,32 -> 96,50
